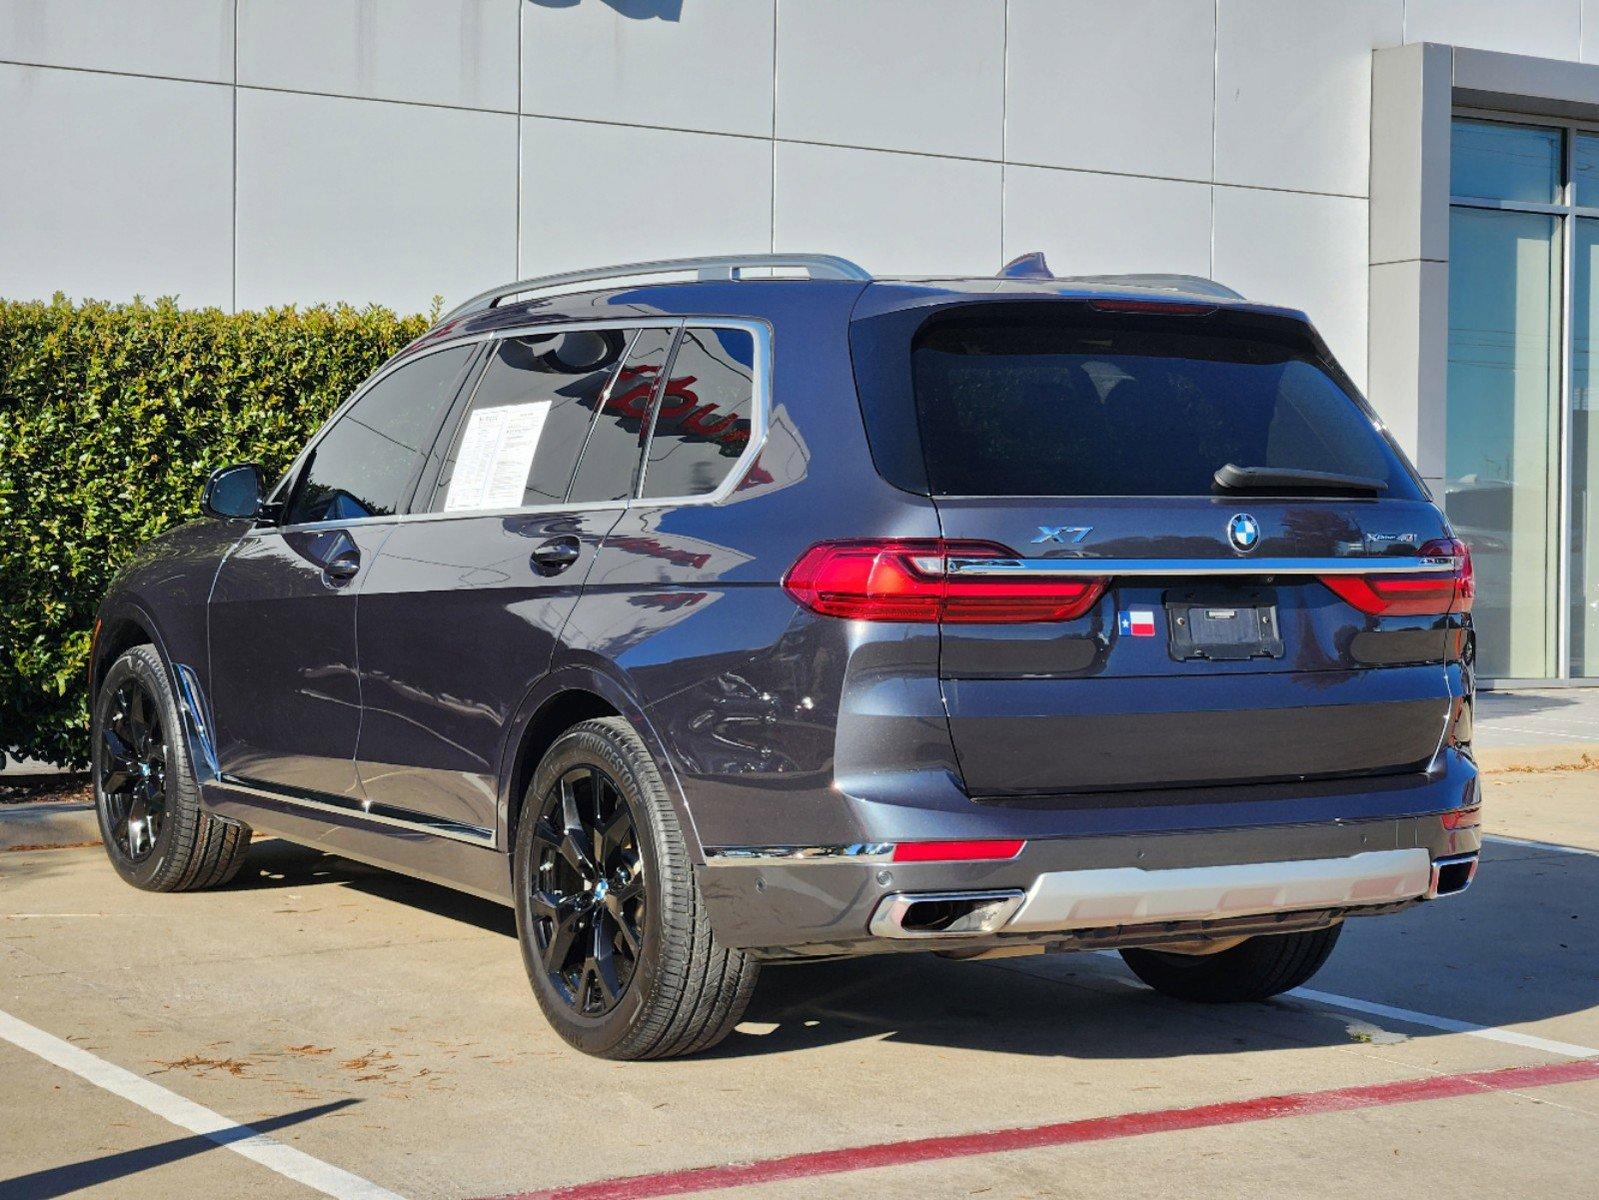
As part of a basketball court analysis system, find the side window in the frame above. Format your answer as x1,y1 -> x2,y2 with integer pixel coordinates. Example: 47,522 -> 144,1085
286,346 -> 473,525
430,329 -> 628,512
568,326 -> 676,504
640,327 -> 756,500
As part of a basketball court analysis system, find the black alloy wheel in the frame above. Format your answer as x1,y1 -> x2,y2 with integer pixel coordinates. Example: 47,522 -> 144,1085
99,677 -> 169,863
528,764 -> 646,1016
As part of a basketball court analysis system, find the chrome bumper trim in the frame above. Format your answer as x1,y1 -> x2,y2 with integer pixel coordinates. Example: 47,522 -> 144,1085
1003,848 -> 1433,933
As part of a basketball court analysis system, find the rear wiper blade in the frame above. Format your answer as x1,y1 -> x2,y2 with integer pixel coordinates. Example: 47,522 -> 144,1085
1212,463 -> 1388,496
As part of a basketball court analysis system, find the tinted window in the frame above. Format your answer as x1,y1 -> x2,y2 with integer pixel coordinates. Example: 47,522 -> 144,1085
431,329 -> 629,512
640,327 -> 755,499
569,326 -> 675,504
286,346 -> 472,524
911,309 -> 1417,498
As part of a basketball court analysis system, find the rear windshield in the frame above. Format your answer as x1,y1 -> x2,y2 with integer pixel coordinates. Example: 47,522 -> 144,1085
909,306 -> 1417,498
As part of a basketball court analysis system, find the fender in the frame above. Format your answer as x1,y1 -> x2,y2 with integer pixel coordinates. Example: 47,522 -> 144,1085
494,655 -> 708,863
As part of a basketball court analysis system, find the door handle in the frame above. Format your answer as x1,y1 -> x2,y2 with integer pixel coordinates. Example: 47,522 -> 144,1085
323,550 -> 361,582
530,536 -> 582,576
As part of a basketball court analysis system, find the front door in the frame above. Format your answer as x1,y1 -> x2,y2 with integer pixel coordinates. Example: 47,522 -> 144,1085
208,344 -> 477,797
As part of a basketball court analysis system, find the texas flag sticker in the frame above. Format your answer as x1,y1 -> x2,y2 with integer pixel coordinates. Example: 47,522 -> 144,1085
1118,609 -> 1157,637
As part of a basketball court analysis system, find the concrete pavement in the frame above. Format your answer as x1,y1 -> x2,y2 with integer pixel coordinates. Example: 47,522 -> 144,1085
2,768 -> 1597,1199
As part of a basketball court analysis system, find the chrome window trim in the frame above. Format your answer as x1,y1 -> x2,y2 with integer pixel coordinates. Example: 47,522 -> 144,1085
266,315 -> 773,535
946,555 -> 1461,578
702,843 -> 895,866
217,774 -> 496,847
636,319 -> 771,509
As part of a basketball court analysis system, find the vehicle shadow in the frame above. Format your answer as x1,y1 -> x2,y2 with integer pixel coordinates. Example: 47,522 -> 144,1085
1477,690 -> 1589,720
0,1098 -> 357,1200
217,838 -> 1599,1064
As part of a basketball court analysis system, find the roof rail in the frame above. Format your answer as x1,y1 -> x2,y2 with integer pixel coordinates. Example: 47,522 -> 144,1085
439,253 -> 872,323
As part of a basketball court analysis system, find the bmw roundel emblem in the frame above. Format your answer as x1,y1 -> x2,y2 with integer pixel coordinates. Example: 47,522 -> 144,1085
1227,512 -> 1261,554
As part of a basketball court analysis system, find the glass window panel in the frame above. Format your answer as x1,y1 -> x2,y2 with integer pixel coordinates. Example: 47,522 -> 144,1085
287,346 -> 472,524
1445,207 -> 1561,678
1574,133 -> 1599,208
1450,119 -> 1561,204
640,328 -> 756,499
569,327 -> 675,504
429,329 -> 630,512
1573,219 -> 1599,675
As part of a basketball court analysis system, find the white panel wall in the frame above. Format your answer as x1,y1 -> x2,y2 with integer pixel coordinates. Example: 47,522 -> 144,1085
1006,0 -> 1214,180
774,142 -> 1000,274
236,90 -> 517,312
0,0 -> 1593,404
237,0 -> 519,111
0,65 -> 232,307
1404,0 -> 1581,62
1003,167 -> 1211,279
0,0 -> 233,81
776,0 -> 1005,159
519,118 -> 772,277
1215,0 -> 1402,196
521,0 -> 774,138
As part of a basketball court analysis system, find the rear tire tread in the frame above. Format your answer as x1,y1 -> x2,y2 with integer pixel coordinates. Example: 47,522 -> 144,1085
518,717 -> 758,1060
1118,924 -> 1342,1004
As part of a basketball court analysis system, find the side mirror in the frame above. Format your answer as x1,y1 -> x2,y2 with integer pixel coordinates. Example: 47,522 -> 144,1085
201,463 -> 265,520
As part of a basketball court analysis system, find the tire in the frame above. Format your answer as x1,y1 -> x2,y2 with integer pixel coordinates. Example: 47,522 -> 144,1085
92,644 -> 251,892
512,717 -> 759,1059
1119,925 -> 1342,1004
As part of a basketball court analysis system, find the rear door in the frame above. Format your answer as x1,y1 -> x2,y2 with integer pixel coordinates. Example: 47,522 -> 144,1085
901,300 -> 1467,797
353,325 -> 673,838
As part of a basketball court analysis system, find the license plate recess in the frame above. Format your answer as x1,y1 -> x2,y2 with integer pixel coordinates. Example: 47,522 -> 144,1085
1165,586 -> 1283,661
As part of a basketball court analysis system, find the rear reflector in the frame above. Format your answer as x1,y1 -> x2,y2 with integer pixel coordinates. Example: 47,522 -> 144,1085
891,839 -> 1026,863
783,540 -> 1105,624
1441,806 -> 1481,831
1318,538 -> 1474,617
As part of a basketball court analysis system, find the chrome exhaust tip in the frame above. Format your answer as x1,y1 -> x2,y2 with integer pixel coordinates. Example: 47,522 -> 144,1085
1427,852 -> 1479,899
869,890 -> 1025,939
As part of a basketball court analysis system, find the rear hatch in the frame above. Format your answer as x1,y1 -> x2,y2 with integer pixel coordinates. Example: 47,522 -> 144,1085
852,294 -> 1470,798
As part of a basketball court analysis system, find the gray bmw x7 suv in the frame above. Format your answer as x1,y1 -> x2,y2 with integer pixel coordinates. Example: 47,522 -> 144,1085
91,253 -> 1481,1059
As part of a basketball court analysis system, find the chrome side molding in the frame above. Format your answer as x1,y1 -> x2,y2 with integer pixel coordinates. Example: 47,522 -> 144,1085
215,775 -> 496,847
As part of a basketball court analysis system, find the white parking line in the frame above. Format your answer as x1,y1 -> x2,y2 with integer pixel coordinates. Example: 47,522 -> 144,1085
0,1008 -> 404,1200
1485,833 -> 1599,859
1288,988 -> 1599,1059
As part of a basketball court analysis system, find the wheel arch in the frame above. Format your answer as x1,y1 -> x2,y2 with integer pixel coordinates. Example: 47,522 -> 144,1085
498,663 -> 704,863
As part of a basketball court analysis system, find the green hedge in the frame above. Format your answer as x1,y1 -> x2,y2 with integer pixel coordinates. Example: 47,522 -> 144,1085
0,294 -> 431,768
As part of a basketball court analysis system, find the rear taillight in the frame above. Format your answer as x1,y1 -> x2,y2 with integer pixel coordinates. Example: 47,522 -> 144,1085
783,540 -> 1105,624
1318,538 -> 1474,617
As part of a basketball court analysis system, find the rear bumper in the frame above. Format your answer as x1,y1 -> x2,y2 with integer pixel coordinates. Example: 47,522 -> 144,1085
699,808 -> 1481,956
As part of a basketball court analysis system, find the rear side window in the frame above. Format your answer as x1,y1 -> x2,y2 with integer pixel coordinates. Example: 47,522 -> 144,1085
287,345 -> 472,524
430,329 -> 629,512
568,326 -> 675,504
908,307 -> 1418,498
640,327 -> 756,500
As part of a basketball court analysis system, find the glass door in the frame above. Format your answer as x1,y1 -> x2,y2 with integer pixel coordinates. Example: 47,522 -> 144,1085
1447,119 -> 1563,679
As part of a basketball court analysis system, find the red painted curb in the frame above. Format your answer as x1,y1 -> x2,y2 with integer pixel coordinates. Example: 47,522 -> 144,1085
484,1057 -> 1599,1200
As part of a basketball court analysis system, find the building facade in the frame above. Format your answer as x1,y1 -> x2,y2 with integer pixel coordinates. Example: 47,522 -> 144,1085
2,0 -> 1597,684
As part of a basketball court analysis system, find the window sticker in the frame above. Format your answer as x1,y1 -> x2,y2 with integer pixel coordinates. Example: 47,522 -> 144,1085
443,401 -> 551,512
